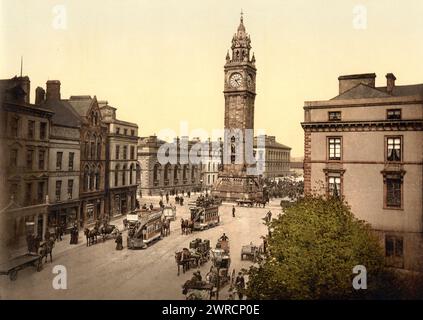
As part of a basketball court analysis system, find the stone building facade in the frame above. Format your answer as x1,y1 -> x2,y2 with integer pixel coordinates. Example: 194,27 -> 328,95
302,73 -> 423,271
0,76 -> 53,248
253,135 -> 291,179
67,95 -> 107,225
138,136 -> 202,196
99,102 -> 138,217
35,81 -> 82,233
201,138 -> 223,192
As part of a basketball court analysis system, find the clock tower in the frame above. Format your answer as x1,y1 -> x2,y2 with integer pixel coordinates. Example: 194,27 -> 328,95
212,13 -> 263,201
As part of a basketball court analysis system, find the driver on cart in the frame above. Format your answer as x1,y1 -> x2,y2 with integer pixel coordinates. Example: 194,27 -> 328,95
219,233 -> 229,242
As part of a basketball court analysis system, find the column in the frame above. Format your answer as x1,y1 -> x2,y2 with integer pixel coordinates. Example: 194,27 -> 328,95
34,214 -> 39,236
42,213 -> 47,239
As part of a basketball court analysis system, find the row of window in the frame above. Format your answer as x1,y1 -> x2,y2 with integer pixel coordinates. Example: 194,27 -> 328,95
10,181 -> 46,206
55,152 -> 75,171
55,179 -> 74,202
83,140 -> 102,160
9,117 -> 47,140
266,150 -> 290,161
115,145 -> 136,160
10,148 -> 46,170
327,175 -> 403,209
115,127 -> 135,136
328,136 -> 403,162
114,164 -> 136,187
328,109 -> 402,122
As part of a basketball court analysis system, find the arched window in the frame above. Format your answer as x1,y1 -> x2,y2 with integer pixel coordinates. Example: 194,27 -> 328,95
183,165 -> 188,181
174,164 -> 179,183
97,137 -> 101,159
95,167 -> 100,190
122,165 -> 127,186
153,163 -> 161,182
115,164 -> 119,187
230,136 -> 236,164
191,165 -> 195,180
90,134 -> 96,159
89,169 -> 94,190
136,163 -> 141,184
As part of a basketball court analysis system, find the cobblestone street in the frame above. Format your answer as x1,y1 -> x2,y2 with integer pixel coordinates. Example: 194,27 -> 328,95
1,197 -> 280,300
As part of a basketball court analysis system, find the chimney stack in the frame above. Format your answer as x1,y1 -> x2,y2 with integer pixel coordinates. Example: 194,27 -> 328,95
16,76 -> 30,103
338,73 -> 376,95
35,87 -> 45,105
46,80 -> 61,100
386,73 -> 396,94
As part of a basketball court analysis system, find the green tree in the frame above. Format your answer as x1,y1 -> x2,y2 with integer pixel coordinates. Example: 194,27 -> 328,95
246,196 -> 390,299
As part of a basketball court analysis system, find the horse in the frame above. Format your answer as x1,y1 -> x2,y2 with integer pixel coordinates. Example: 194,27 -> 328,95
175,248 -> 197,275
99,224 -> 118,241
39,239 -> 54,263
84,227 -> 98,246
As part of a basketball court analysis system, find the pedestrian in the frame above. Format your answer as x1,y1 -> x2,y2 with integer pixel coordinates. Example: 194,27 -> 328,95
180,197 -> 184,206
166,193 -> 169,204
232,205 -> 236,218
159,199 -> 164,208
235,272 -> 245,300
115,232 -> 123,250
149,203 -> 154,210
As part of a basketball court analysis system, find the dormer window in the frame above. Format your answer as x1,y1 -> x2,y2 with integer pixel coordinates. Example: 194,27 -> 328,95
387,109 -> 401,120
116,127 -> 120,135
328,111 -> 341,121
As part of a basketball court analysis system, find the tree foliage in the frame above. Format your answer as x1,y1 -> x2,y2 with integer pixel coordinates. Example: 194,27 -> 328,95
246,196 -> 390,299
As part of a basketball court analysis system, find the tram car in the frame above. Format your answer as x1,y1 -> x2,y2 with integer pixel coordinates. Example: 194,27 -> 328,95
127,208 -> 163,249
190,205 -> 219,231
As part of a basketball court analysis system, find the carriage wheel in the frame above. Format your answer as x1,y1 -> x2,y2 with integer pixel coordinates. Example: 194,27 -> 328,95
9,270 -> 18,281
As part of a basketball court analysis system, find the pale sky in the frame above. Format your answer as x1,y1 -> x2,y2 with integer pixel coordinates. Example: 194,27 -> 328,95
1,0 -> 423,157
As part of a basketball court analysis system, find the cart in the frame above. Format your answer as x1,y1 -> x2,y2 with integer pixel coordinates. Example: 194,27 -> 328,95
0,253 -> 42,281
162,205 -> 176,221
236,199 -> 254,207
241,243 -> 260,261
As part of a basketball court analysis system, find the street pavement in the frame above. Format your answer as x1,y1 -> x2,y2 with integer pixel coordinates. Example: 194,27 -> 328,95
0,196 -> 281,300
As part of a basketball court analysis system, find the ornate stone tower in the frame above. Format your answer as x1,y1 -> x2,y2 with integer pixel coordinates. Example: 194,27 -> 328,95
212,13 -> 263,201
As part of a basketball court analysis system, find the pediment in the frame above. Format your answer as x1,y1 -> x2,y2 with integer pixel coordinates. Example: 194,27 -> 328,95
332,84 -> 391,100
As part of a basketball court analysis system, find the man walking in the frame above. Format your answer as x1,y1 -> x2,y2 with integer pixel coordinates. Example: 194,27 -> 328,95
232,205 -> 236,218
235,272 -> 245,300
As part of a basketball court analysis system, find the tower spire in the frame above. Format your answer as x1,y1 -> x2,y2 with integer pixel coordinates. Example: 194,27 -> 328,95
229,12 -> 252,63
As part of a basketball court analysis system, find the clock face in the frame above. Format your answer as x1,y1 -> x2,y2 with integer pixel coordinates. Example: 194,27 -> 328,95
229,73 -> 243,88
247,74 -> 254,88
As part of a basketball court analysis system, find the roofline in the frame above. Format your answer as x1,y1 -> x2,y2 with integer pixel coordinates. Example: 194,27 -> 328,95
304,95 -> 423,109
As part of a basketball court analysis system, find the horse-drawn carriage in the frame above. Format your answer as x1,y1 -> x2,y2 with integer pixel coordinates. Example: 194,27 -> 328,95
209,237 -> 231,287
190,205 -> 219,231
189,238 -> 210,264
84,220 -> 119,246
162,205 -> 176,221
127,208 -> 163,249
182,278 -> 214,300
236,199 -> 255,207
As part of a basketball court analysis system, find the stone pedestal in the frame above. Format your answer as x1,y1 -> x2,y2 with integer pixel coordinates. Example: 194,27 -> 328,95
212,173 -> 263,202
